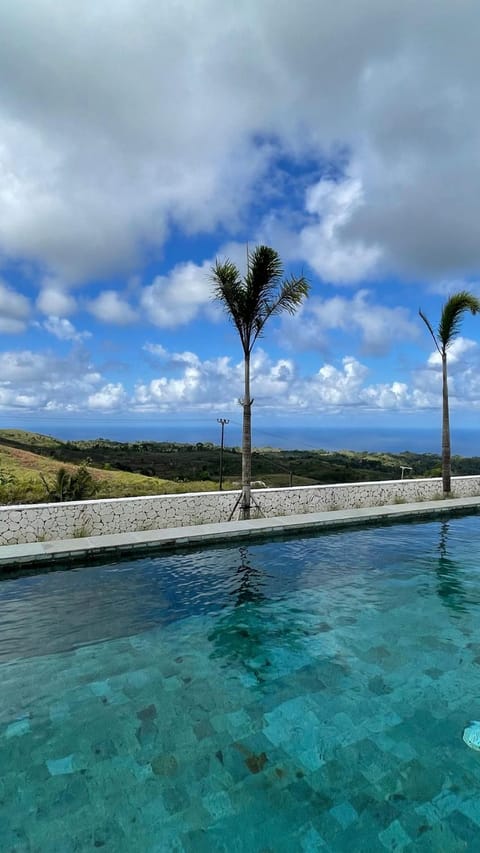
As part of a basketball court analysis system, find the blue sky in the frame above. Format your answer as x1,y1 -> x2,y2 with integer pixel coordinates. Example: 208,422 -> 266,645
1,0 -> 480,441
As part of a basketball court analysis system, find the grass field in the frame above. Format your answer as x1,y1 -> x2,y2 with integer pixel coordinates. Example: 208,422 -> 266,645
0,441 -> 229,504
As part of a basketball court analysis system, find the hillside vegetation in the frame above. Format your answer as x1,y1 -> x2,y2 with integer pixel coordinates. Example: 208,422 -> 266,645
0,435 -> 223,504
0,428 -> 479,504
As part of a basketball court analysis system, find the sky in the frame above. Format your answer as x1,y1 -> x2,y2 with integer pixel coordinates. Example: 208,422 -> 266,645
1,0 -> 480,442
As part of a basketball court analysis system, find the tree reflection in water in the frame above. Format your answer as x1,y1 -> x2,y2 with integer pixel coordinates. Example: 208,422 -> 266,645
230,546 -> 267,608
435,520 -> 468,613
208,547 -> 302,677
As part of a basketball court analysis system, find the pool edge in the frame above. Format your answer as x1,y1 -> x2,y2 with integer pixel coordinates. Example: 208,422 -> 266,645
2,495 -> 480,572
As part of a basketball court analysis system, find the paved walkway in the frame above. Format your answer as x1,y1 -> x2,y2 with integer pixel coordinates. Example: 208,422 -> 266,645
1,495 -> 479,571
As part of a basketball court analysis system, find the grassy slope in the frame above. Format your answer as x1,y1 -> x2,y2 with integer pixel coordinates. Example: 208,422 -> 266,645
0,428 -> 411,485
0,442 -> 223,504
0,429 -> 63,448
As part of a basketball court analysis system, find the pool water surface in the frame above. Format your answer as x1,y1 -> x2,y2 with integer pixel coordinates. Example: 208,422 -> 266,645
2,515 -> 480,851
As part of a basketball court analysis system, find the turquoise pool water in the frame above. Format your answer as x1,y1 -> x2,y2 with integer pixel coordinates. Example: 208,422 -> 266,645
2,515 -> 480,851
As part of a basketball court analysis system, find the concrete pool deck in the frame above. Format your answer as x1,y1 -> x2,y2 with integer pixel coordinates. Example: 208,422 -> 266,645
1,494 -> 479,571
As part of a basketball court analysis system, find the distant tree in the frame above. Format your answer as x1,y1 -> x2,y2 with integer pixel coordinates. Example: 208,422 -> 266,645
419,291 -> 480,493
212,245 -> 309,518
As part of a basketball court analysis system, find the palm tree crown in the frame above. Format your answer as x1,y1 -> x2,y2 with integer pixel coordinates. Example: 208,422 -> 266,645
420,290 -> 480,354
212,245 -> 309,356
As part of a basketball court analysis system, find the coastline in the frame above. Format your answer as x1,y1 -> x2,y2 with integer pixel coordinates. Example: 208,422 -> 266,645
7,424 -> 480,457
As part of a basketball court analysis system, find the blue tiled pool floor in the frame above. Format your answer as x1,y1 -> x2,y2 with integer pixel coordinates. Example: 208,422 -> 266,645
2,518 -> 480,851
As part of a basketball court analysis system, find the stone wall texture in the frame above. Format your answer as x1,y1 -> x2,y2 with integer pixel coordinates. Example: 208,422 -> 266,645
1,476 -> 480,545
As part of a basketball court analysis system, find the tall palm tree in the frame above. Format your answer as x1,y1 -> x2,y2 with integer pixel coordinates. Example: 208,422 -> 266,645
419,291 -> 480,493
212,245 -> 309,519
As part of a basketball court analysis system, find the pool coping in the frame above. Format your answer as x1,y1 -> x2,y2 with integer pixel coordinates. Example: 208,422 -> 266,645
1,494 -> 480,571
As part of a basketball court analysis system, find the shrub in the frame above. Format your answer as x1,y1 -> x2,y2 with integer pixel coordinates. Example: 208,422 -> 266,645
41,462 -> 97,502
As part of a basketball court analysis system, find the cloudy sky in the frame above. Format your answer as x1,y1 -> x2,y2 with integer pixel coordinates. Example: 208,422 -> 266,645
1,0 -> 480,444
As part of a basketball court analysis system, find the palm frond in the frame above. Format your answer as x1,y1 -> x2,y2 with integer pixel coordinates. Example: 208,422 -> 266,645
211,259 -> 249,351
210,259 -> 243,305
438,291 -> 480,349
241,246 -> 283,343
252,274 -> 310,345
246,245 -> 283,296
419,308 -> 441,354
270,274 -> 310,315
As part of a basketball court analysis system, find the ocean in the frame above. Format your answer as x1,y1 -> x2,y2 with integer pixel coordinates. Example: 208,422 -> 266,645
13,421 -> 480,457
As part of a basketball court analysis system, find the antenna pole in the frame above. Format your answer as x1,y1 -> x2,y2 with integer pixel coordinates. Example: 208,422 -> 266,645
217,418 -> 229,490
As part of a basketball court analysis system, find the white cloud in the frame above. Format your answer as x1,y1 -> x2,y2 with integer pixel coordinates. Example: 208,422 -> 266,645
281,290 -> 418,355
0,386 -> 44,409
87,383 -> 128,411
314,356 -> 368,404
0,0 -> 479,285
133,342 -> 480,416
2,334 -> 480,417
0,280 -> 30,333
37,284 -> 76,316
43,315 -> 91,341
0,350 -> 58,384
143,343 -> 168,358
88,290 -> 137,325
133,345 -> 419,414
298,177 -> 382,284
427,336 -> 477,368
426,279 -> 480,298
363,380 -> 410,410
140,260 -> 212,328
143,342 -> 204,369
411,336 -> 480,410
0,348 -> 102,411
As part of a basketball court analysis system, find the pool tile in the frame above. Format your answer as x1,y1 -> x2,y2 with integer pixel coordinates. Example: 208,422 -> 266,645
46,754 -> 76,776
329,800 -> 358,829
457,796 -> 480,827
202,790 -> 234,820
5,716 -> 30,738
378,819 -> 412,851
298,823 -> 330,852
3,514 -> 480,850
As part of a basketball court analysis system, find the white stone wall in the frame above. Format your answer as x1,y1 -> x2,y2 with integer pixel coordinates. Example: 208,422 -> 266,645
1,475 -> 480,545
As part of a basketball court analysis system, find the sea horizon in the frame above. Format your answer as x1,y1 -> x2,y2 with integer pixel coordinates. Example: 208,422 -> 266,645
11,422 -> 480,457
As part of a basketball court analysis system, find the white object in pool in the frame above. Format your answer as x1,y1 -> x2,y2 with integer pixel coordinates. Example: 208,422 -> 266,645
463,721 -> 480,750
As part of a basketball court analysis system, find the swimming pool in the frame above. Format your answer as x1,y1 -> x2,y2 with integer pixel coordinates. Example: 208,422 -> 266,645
2,514 -> 480,851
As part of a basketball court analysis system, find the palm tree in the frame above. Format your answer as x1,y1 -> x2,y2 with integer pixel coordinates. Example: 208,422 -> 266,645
212,245 -> 309,519
419,291 -> 480,493
40,462 -> 97,502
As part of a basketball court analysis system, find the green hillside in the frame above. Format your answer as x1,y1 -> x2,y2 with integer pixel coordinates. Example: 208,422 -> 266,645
0,439 -> 224,504
0,429 -> 479,505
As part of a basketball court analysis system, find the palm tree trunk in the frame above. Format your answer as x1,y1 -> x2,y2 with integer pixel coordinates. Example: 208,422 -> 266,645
241,350 -> 252,519
442,352 -> 451,494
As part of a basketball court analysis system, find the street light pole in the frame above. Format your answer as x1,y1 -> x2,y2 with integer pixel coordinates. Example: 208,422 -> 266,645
217,418 -> 229,490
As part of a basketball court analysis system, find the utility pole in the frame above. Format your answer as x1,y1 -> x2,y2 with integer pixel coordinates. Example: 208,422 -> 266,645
217,418 -> 229,490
